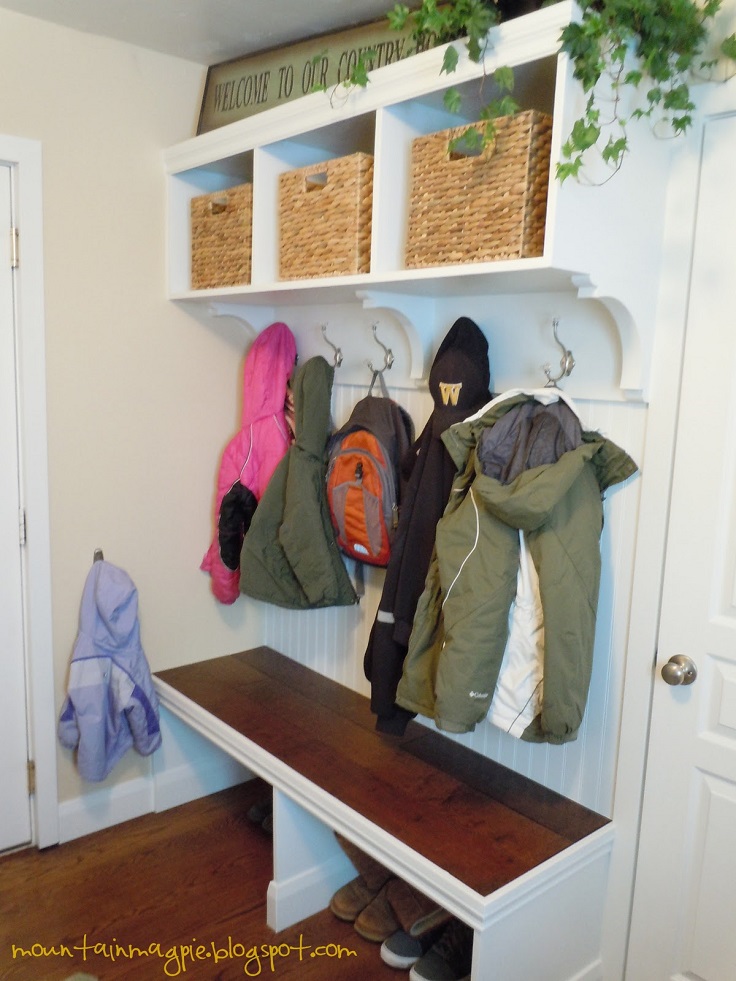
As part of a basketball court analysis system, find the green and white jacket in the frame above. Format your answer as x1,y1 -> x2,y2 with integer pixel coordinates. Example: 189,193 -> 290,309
395,389 -> 637,744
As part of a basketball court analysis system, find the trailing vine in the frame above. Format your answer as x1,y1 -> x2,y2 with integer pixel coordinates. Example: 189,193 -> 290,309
557,0 -> 736,181
387,0 -> 520,151
323,0 -> 736,180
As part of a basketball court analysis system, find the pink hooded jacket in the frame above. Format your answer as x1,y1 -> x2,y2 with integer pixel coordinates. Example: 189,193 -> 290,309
201,321 -> 297,603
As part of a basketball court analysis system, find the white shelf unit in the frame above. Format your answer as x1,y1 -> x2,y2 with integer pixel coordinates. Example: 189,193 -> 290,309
165,0 -> 672,400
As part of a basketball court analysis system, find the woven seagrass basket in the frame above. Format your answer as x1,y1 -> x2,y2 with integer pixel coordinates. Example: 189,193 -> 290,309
279,152 -> 373,280
405,110 -> 552,268
190,183 -> 252,289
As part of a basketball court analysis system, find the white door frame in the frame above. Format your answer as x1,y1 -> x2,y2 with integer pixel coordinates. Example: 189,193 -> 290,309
2,134 -> 58,848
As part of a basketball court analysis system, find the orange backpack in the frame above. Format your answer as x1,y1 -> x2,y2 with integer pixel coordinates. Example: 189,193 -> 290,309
327,390 -> 414,567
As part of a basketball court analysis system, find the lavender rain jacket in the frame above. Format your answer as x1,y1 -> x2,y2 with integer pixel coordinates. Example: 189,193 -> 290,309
57,560 -> 161,781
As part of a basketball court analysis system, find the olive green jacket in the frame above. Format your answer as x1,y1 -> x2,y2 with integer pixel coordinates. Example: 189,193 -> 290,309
240,356 -> 357,610
395,392 -> 637,743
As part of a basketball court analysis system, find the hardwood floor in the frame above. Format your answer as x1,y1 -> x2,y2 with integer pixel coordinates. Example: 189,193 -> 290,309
0,780 -> 401,980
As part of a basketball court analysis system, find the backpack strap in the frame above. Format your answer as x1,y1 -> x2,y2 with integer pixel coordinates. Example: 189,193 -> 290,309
368,369 -> 390,399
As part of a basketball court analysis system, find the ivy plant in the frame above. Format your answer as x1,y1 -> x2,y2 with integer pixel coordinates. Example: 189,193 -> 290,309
558,0 -> 736,181
331,0 -> 736,180
387,0 -> 520,150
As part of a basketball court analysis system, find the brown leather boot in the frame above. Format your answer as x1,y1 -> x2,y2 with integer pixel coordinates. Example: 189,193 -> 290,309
334,833 -> 393,891
330,875 -> 384,922
386,877 -> 452,937
354,881 -> 401,942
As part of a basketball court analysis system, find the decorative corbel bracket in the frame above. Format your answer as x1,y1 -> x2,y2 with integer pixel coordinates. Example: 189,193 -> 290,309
355,289 -> 437,383
571,275 -> 647,402
205,302 -> 276,337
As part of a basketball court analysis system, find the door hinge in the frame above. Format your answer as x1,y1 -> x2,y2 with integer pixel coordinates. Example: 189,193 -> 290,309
10,226 -> 18,268
27,760 -> 36,796
19,507 -> 26,546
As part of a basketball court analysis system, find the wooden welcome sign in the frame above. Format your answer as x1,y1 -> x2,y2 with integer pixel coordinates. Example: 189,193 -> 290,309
197,17 -> 432,134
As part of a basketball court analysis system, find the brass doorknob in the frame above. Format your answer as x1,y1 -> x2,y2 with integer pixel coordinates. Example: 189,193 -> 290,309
661,654 -> 698,686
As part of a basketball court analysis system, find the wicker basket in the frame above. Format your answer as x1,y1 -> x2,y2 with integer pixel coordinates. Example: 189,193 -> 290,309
191,183 -> 252,289
405,111 -> 552,268
279,153 -> 373,280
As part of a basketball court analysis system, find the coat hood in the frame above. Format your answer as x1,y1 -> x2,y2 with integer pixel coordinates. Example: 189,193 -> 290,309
76,560 -> 142,656
292,355 -> 334,457
444,392 -> 638,528
428,317 -> 492,436
444,391 -> 534,472
242,321 -> 297,426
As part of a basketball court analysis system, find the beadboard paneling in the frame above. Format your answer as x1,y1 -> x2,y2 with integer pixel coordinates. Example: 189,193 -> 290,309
263,374 -> 646,817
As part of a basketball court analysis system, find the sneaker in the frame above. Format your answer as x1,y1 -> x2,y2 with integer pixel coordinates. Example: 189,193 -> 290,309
385,877 -> 451,938
329,875 -> 383,923
409,919 -> 473,981
246,796 -> 272,825
380,927 -> 445,970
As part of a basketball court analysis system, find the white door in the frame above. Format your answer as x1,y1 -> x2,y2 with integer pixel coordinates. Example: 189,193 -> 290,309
0,161 -> 32,852
627,111 -> 736,979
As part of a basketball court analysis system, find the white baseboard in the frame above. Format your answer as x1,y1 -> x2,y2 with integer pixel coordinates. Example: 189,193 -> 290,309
58,741 -> 252,843
58,775 -> 155,843
153,756 -> 252,813
266,852 -> 354,932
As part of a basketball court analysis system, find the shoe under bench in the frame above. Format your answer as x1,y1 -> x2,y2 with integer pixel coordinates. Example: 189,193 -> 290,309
154,647 -> 613,981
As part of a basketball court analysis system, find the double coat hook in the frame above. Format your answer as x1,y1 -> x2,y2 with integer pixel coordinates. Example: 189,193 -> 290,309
543,319 -> 575,388
321,324 -> 343,368
367,323 -> 394,374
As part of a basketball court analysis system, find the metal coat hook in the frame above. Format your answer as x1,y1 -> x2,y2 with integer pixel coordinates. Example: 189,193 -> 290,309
321,324 -> 343,368
543,318 -> 575,388
366,323 -> 394,374
93,548 -> 104,562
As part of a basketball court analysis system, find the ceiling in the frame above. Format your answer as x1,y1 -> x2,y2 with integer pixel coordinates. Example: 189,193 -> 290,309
0,0 -> 404,66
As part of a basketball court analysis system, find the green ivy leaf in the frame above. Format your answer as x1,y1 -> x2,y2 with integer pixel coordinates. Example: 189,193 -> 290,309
349,49 -> 375,88
671,114 -> 693,133
702,0 -> 723,19
663,83 -> 694,112
494,65 -> 515,92
557,157 -> 584,182
443,87 -> 463,114
570,117 -> 601,151
722,33 -> 736,60
480,94 -> 520,119
387,4 -> 411,31
611,42 -> 627,64
442,45 -> 460,76
483,120 -> 498,144
449,126 -> 484,155
602,135 -> 628,163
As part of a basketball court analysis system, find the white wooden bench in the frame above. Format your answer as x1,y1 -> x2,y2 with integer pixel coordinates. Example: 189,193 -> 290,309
154,647 -> 613,981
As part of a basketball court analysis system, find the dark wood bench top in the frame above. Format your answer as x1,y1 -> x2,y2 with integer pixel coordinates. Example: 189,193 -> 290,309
155,647 -> 609,899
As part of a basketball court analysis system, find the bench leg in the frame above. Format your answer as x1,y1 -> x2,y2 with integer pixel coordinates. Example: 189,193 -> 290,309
266,789 -> 356,932
470,926 -> 494,981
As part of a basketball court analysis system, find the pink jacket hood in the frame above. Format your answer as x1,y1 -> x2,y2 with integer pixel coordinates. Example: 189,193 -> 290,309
201,321 -> 297,603
241,321 -> 297,426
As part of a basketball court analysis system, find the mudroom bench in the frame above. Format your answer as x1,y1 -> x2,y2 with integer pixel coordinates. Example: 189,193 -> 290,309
154,647 -> 613,981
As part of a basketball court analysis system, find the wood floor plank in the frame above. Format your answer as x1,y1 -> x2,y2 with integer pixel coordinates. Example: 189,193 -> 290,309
0,781 -> 400,980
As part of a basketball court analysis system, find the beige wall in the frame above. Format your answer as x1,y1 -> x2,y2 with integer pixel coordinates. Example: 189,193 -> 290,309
0,8 -> 265,802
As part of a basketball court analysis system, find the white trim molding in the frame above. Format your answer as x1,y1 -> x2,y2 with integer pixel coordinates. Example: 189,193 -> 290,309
1,133 -> 58,849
